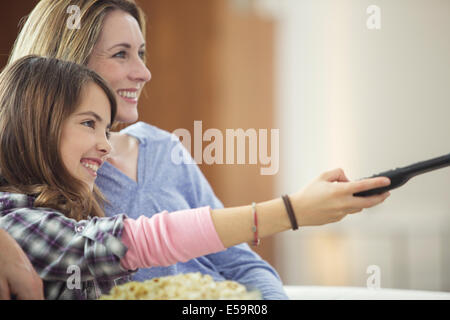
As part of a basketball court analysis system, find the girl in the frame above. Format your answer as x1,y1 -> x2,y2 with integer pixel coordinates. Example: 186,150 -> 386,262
0,56 -> 390,299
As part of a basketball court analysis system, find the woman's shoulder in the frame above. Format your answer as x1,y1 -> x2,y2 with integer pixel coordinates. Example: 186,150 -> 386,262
120,122 -> 200,175
121,122 -> 178,146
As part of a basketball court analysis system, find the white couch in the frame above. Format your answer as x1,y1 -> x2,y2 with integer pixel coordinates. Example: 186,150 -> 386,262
283,286 -> 450,300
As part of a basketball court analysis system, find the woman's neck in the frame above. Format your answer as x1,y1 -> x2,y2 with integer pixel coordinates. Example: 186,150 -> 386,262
106,132 -> 139,182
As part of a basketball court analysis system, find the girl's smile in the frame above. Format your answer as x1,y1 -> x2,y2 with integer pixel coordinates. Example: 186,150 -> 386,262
80,158 -> 103,177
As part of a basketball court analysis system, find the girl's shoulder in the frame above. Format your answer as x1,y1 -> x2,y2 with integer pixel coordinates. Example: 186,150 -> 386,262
0,191 -> 34,212
0,191 -> 71,231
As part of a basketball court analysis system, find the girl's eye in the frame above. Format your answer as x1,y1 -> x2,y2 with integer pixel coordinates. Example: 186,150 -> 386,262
138,51 -> 145,60
106,130 -> 111,140
81,120 -> 95,129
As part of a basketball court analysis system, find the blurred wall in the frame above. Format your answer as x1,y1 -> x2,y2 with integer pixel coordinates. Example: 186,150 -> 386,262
274,0 -> 450,290
139,0 -> 278,264
0,1 -> 38,67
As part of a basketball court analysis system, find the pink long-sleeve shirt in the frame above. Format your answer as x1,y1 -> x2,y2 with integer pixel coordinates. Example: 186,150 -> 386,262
120,207 -> 226,270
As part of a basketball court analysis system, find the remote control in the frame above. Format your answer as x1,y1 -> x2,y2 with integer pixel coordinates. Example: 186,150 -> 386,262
354,153 -> 450,197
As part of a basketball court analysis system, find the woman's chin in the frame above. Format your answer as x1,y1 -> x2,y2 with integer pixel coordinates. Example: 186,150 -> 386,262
116,109 -> 139,124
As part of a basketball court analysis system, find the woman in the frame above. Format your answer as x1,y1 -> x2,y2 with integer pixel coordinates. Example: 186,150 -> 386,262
0,228 -> 44,300
0,56 -> 391,299
7,0 -> 391,299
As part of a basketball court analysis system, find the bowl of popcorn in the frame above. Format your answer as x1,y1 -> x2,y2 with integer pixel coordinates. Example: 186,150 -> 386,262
100,272 -> 261,300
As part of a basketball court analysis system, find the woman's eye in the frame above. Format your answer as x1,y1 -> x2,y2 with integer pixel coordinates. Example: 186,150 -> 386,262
138,51 -> 145,60
106,130 -> 111,140
113,51 -> 126,59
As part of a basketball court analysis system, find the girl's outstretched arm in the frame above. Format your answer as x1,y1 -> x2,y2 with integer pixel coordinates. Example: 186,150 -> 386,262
211,168 -> 390,247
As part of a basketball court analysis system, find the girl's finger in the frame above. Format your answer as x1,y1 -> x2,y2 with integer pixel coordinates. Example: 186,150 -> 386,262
350,177 -> 391,194
352,191 -> 391,209
321,168 -> 350,183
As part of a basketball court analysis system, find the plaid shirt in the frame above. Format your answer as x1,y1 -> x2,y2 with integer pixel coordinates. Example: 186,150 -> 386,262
0,192 -> 133,299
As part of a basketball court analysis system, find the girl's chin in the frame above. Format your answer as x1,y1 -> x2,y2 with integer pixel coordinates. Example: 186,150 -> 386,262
86,182 -> 95,192
80,180 -> 95,192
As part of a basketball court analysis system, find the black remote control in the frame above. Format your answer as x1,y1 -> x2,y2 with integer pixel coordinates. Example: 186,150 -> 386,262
354,153 -> 450,197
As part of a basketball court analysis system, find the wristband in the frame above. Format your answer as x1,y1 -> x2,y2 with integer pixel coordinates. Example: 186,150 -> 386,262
282,195 -> 299,230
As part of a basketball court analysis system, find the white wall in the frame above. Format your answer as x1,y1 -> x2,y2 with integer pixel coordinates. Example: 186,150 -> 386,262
273,0 -> 450,291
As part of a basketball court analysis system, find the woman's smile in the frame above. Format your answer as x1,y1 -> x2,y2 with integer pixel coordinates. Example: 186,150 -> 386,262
117,88 -> 139,104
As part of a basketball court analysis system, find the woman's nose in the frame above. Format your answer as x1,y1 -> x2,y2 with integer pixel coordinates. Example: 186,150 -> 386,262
130,57 -> 151,83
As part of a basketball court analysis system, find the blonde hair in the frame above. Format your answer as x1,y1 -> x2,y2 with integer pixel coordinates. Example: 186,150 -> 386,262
9,0 -> 146,66
0,55 -> 117,221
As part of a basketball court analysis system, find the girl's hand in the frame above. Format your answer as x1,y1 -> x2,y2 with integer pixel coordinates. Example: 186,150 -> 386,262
290,168 -> 391,227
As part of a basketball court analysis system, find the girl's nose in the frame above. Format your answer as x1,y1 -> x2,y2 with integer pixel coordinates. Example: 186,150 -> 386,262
97,136 -> 112,157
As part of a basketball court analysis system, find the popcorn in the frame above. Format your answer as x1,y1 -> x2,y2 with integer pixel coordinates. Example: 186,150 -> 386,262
100,273 -> 261,300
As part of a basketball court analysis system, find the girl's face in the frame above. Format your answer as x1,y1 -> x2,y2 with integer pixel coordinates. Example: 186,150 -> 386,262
60,83 -> 112,191
87,9 -> 151,124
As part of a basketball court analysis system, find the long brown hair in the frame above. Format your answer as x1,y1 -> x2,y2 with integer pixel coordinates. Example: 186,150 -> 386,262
0,55 -> 117,221
9,0 -> 147,66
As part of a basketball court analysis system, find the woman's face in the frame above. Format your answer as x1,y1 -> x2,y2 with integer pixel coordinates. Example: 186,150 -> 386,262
60,83 -> 112,191
87,10 -> 151,123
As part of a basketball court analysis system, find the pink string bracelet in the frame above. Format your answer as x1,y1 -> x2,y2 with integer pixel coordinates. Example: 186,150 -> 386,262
251,202 -> 260,247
